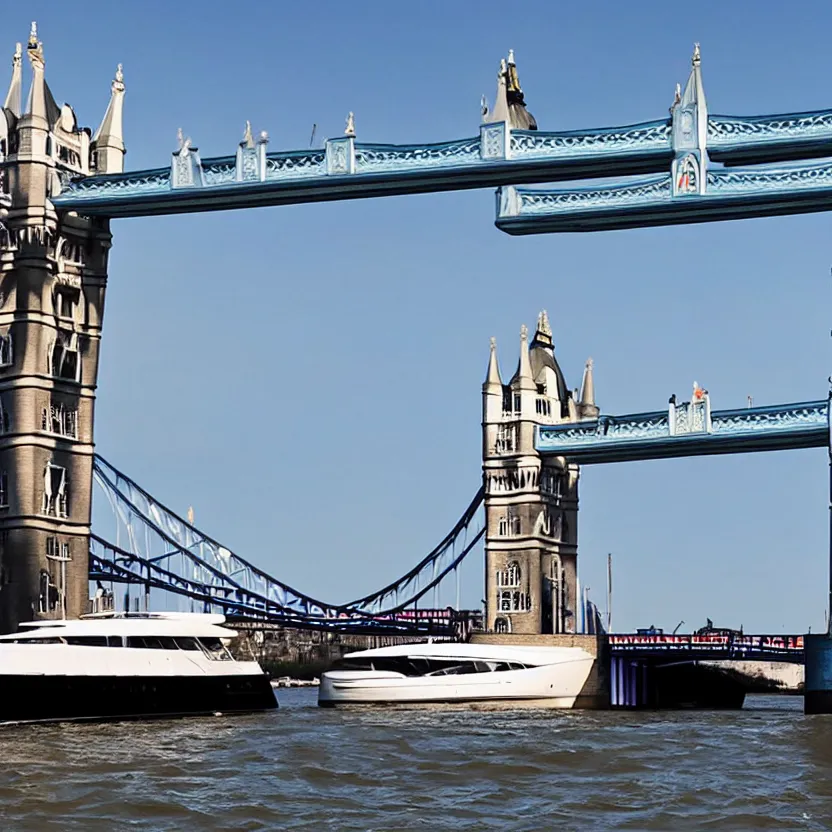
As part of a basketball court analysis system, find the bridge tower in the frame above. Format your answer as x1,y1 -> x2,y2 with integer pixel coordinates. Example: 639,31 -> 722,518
0,24 -> 124,630
482,312 -> 597,635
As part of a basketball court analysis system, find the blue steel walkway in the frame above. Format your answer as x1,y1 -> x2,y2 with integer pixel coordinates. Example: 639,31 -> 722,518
535,397 -> 829,464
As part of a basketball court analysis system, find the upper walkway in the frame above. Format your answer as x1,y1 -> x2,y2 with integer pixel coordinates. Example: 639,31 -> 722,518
535,395 -> 829,464
51,108 -> 832,219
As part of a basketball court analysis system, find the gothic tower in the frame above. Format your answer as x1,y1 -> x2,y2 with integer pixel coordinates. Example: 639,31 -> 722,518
0,24 -> 124,630
482,311 -> 597,635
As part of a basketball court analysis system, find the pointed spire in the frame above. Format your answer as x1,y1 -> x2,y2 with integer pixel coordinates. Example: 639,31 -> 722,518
4,43 -> 22,116
484,336 -> 502,388
345,112 -> 355,137
679,42 -> 706,119
578,358 -> 599,420
25,21 -> 46,119
92,64 -> 126,173
517,324 -> 535,390
485,51 -> 537,130
24,21 -> 58,124
580,359 -> 595,406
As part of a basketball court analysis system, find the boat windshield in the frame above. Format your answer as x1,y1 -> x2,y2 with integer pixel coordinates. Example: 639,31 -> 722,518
332,656 -> 530,676
198,637 -> 234,661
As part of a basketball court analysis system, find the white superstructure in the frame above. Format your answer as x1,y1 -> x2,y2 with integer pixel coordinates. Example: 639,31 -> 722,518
0,612 -> 277,723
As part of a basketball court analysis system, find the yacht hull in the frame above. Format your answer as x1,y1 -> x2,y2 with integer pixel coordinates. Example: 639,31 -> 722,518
0,672 -> 277,724
319,656 -> 596,708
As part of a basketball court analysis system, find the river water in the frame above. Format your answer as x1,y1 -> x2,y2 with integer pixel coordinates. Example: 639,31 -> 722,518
0,691 -> 830,830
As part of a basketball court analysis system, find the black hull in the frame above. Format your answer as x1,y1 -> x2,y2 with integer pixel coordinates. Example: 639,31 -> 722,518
0,673 -> 277,724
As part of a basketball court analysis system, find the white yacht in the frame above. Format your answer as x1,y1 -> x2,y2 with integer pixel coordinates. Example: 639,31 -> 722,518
318,641 -> 595,708
0,612 -> 277,723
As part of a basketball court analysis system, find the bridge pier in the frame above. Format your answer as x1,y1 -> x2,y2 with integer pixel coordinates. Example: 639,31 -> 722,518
804,634 -> 832,713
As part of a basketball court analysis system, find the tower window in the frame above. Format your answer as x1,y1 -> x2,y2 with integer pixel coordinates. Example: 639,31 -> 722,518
42,463 -> 69,518
0,332 -> 12,367
0,472 -> 8,508
498,506 -> 521,537
46,536 -> 71,561
495,424 -> 516,454
496,561 -> 521,588
498,590 -> 530,612
49,331 -> 80,381
42,402 -> 78,439
54,287 -> 79,321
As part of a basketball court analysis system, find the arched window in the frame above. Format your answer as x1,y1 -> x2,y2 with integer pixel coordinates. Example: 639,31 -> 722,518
495,617 -> 511,634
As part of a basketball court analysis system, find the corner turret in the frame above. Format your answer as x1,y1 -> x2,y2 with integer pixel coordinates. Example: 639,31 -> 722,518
91,64 -> 125,174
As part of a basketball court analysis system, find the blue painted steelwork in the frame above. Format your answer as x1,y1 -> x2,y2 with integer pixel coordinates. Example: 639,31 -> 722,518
90,455 -> 484,631
709,110 -> 832,166
610,633 -> 804,663
51,122 -> 674,217
535,399 -> 829,464
496,159 -> 832,233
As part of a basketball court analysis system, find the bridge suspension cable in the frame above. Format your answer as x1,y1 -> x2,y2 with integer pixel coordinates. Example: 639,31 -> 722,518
91,455 -> 484,629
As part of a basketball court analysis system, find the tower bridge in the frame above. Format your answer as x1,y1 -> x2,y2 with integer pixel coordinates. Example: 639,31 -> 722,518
0,21 -> 830,689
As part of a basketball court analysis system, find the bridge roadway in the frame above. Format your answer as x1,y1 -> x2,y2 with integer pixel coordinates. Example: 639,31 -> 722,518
609,633 -> 804,663
535,398 -> 829,464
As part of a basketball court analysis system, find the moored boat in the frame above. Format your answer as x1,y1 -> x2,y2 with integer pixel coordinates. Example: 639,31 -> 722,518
318,641 -> 595,708
0,612 -> 277,724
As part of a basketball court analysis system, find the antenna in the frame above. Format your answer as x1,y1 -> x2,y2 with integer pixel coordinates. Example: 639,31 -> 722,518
309,123 -> 317,148
606,552 -> 612,632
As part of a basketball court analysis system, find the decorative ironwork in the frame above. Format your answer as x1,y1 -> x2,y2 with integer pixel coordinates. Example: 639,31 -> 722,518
708,161 -> 832,194
510,120 -> 670,159
709,110 -> 832,146
511,176 -> 672,215
57,169 -> 171,201
355,138 -> 481,173
266,151 -> 326,180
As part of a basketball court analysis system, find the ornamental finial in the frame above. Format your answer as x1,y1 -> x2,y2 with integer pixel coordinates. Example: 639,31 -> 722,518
112,63 -> 125,93
537,309 -> 552,337
586,357 -> 594,369
692,43 -> 701,66
243,120 -> 254,149
176,127 -> 191,156
490,336 -> 496,351
520,323 -> 528,341
27,21 -> 44,68
507,48 -> 515,65
13,43 -> 21,63
345,111 -> 355,136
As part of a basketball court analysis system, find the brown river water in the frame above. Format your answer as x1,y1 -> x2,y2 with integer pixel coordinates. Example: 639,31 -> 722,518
0,690 -> 830,830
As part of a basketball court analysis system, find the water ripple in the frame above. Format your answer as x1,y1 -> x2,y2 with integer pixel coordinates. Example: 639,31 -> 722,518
0,693 -> 831,829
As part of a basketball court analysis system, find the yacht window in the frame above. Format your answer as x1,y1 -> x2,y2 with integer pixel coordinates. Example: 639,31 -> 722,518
64,636 -> 108,647
198,637 -> 233,661
127,636 -> 175,649
15,636 -> 63,644
174,637 -> 201,651
331,658 -> 374,671
107,636 -> 124,647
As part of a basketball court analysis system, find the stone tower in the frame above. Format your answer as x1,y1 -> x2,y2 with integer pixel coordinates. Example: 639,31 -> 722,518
482,311 -> 597,635
0,24 -> 124,630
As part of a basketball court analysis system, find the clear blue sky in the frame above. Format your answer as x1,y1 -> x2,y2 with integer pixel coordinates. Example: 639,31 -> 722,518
9,1 -> 832,632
